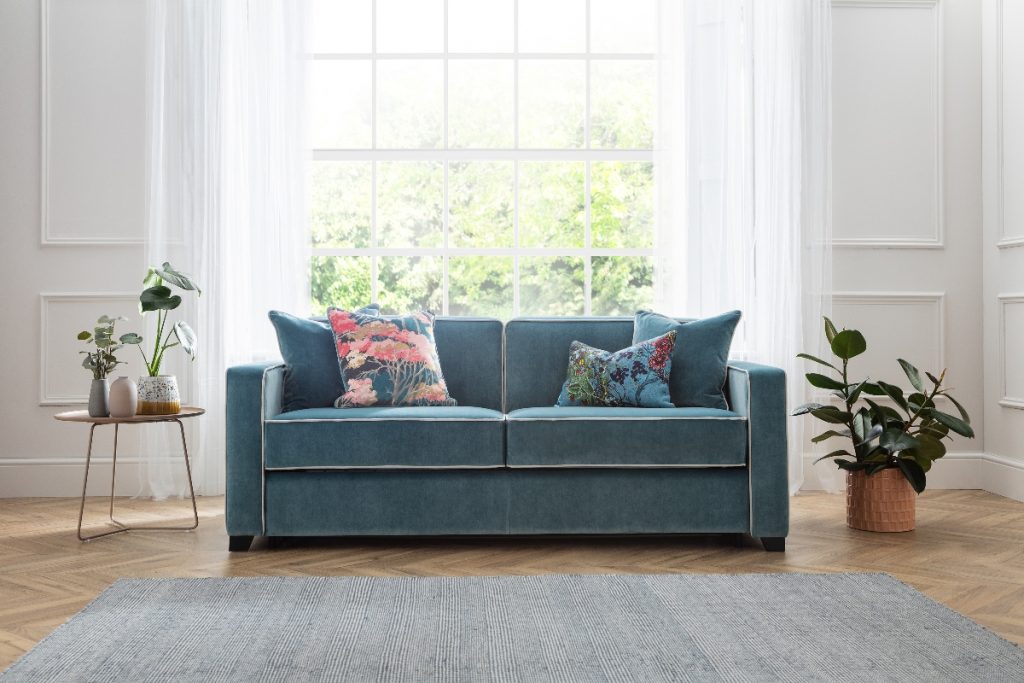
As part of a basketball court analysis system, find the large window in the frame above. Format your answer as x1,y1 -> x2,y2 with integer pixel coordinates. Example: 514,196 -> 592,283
309,0 -> 656,317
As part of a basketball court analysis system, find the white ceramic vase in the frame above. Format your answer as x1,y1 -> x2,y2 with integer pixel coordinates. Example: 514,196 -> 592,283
137,375 -> 181,415
108,376 -> 138,418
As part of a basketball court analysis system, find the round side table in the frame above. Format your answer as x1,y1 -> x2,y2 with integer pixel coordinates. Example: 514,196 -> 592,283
53,407 -> 205,541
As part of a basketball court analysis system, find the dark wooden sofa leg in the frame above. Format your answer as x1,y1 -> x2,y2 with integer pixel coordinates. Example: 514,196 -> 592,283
761,537 -> 785,552
229,535 -> 254,552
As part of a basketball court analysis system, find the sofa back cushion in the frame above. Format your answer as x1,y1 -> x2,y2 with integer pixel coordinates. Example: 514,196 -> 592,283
505,318 -> 646,411
432,317 -> 505,411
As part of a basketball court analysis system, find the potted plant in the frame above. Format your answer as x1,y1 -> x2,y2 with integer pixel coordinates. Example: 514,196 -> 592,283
78,316 -> 142,417
794,318 -> 975,532
136,262 -> 201,415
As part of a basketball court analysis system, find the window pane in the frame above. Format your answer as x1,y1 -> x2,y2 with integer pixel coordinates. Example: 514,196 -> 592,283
377,61 -> 443,149
378,256 -> 443,313
311,60 -> 371,149
377,161 -> 444,248
518,0 -> 585,53
449,256 -> 513,318
519,61 -> 585,148
591,256 -> 653,316
449,161 -> 514,248
311,161 -> 372,248
310,256 -> 372,316
590,60 -> 654,149
449,0 -> 513,53
519,257 -> 585,315
377,0 -> 443,53
449,60 -> 514,148
310,0 -> 371,53
590,161 -> 654,248
519,162 -> 584,248
591,0 -> 656,53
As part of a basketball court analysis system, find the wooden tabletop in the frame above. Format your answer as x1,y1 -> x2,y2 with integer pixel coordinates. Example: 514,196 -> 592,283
53,407 -> 205,424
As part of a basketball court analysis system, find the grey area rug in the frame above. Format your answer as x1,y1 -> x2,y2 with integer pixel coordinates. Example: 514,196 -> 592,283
3,573 -> 1022,682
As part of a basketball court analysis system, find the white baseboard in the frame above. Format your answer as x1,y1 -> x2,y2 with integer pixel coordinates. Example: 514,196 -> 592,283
976,453 -> 1024,502
0,458 -> 190,498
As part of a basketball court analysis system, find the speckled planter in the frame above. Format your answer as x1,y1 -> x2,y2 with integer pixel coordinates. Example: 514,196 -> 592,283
137,375 -> 181,415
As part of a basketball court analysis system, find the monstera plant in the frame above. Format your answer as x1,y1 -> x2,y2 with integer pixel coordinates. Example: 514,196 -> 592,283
794,317 -> 974,494
138,262 -> 201,376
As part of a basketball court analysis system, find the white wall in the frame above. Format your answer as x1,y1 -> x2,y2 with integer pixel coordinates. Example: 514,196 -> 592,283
0,0 -> 1019,499
0,0 -> 183,496
805,0 -> 993,492
980,0 -> 1024,499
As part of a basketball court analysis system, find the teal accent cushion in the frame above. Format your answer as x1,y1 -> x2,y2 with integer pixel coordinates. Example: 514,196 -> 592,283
632,310 -> 741,409
268,305 -> 379,413
556,331 -> 676,408
328,309 -> 457,407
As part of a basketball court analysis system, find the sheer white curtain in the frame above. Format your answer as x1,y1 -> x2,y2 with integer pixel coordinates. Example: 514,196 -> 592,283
141,0 -> 310,497
655,0 -> 833,493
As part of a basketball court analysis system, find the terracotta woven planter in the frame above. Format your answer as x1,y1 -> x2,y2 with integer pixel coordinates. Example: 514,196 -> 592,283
846,468 -> 916,532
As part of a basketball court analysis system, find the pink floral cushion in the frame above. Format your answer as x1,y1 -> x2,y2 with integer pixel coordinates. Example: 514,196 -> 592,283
327,308 -> 457,407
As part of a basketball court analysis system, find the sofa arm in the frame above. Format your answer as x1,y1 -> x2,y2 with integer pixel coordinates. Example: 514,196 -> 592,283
226,361 -> 284,537
727,361 -> 789,539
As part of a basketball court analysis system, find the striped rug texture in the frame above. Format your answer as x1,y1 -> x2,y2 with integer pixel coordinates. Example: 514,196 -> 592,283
2,573 -> 1022,682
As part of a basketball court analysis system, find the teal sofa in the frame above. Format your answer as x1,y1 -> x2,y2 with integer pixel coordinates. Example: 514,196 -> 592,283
226,317 -> 789,552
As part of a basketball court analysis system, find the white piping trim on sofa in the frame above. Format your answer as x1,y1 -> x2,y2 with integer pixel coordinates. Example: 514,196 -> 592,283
259,363 -> 287,535
265,465 -> 505,471
505,416 -> 747,422
264,417 -> 505,423
727,364 -> 756,532
504,463 -> 746,469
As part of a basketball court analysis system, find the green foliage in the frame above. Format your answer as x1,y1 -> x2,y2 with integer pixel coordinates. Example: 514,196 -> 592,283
77,315 -> 142,380
138,262 -> 201,377
794,317 -> 975,493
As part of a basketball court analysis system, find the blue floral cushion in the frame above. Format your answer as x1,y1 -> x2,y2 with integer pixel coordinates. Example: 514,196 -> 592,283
556,331 -> 677,408
328,308 -> 457,407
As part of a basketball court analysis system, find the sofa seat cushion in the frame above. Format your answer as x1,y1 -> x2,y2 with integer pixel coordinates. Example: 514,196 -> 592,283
264,406 -> 505,469
505,407 -> 748,468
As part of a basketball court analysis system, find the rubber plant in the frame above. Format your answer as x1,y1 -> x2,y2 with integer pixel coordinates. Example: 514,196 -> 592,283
138,262 -> 201,376
793,317 -> 975,493
78,315 -> 142,379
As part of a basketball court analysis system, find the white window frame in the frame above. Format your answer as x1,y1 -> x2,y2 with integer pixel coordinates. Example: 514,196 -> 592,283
310,0 -> 655,316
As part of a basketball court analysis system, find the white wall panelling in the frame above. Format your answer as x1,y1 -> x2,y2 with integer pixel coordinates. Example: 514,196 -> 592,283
831,292 -> 946,389
38,292 -> 148,405
995,0 -> 1024,248
40,0 -> 147,245
832,0 -> 944,248
997,294 -> 1024,409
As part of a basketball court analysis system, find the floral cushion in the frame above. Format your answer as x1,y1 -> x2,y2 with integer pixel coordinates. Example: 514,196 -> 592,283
327,308 -> 457,407
556,331 -> 677,408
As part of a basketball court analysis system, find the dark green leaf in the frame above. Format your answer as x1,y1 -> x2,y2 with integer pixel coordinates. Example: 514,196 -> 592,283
913,432 -> 947,460
797,353 -> 840,372
930,410 -> 975,439
898,358 -> 924,392
810,407 -> 852,424
77,331 -> 91,341
880,428 -> 919,454
896,457 -> 926,493
926,371 -> 942,386
943,393 -> 972,425
140,285 -> 182,312
806,373 -> 846,390
836,459 -> 871,471
856,424 -> 884,447
812,429 -> 851,443
859,382 -> 887,396
876,381 -> 909,411
813,449 -> 852,465
830,329 -> 867,360
824,317 -> 838,344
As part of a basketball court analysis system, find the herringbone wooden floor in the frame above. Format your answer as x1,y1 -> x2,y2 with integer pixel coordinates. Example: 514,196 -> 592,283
1,490 -> 1022,670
